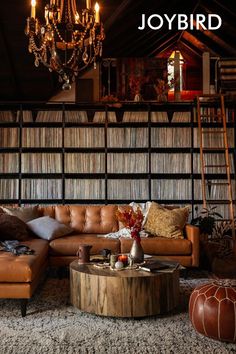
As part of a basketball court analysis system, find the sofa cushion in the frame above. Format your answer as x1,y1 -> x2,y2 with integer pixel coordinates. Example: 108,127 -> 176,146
0,214 -> 30,241
120,237 -> 192,255
144,202 -> 189,239
0,239 -> 48,282
38,205 -> 119,234
27,216 -> 73,241
49,233 -> 120,256
1,205 -> 39,223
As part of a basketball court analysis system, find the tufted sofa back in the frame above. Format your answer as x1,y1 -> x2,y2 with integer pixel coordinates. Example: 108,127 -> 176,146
38,205 -> 119,234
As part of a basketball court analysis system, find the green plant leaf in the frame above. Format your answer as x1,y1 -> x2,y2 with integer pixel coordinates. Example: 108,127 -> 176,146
213,212 -> 223,218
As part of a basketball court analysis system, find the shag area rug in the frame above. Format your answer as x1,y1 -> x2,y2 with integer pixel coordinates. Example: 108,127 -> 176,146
0,271 -> 235,354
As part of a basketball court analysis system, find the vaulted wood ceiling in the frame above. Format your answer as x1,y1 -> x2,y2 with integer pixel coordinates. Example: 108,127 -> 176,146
0,0 -> 235,101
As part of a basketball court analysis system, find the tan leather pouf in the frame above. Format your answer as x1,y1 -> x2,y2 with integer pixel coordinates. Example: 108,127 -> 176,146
189,280 -> 236,343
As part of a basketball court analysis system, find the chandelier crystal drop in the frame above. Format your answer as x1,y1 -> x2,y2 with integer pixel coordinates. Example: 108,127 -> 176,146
25,0 -> 105,89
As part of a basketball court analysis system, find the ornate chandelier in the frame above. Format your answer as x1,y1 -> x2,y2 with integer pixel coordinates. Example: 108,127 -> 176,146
25,0 -> 105,89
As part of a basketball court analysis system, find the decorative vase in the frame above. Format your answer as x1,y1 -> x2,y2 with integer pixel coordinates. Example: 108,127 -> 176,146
134,93 -> 142,102
129,239 -> 144,263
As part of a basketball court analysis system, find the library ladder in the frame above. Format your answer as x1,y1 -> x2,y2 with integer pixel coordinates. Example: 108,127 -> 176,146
197,94 -> 235,247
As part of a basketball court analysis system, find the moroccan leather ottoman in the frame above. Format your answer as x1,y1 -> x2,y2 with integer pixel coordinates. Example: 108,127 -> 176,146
189,280 -> 236,343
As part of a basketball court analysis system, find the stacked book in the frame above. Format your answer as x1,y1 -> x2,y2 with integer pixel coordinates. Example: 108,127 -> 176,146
139,260 -> 180,273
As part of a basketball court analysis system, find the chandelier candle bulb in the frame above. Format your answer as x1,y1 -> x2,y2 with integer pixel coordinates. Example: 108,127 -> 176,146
95,3 -> 100,23
75,12 -> 80,24
31,0 -> 36,19
86,0 -> 91,9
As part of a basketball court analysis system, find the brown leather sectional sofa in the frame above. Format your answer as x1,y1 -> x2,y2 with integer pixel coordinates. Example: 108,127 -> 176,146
0,204 -> 200,316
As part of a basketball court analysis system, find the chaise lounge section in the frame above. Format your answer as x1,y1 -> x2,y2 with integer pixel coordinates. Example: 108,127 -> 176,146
0,239 -> 48,316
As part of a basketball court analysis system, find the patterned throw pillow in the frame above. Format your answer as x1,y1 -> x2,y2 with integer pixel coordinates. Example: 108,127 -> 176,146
0,214 -> 30,241
1,205 -> 39,223
144,202 -> 190,239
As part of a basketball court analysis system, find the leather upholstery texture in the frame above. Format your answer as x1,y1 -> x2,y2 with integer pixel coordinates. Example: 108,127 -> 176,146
38,205 -> 119,234
49,234 -> 120,256
0,239 -> 48,282
120,237 -> 192,255
0,204 -> 200,301
189,281 -> 236,343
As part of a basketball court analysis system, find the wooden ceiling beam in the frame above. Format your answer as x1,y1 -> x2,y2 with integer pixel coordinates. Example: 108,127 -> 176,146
199,3 -> 236,34
104,0 -> 133,31
181,31 -> 218,56
192,20 -> 236,56
149,33 -> 180,57
212,0 -> 236,19
179,38 -> 202,58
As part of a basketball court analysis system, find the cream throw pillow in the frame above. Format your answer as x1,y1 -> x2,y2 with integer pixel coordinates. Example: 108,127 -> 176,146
1,205 -> 39,223
144,202 -> 189,239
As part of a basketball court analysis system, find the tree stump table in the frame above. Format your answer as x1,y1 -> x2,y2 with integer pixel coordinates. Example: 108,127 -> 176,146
70,261 -> 179,317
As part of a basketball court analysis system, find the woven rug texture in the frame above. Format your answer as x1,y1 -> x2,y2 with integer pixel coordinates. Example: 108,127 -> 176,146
0,271 -> 235,354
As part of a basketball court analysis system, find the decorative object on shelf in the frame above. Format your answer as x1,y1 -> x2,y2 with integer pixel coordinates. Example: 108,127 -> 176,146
77,244 -> 92,263
116,206 -> 144,263
25,0 -> 105,89
128,75 -> 144,101
134,93 -> 142,102
154,71 -> 174,103
100,95 -> 122,108
155,78 -> 169,102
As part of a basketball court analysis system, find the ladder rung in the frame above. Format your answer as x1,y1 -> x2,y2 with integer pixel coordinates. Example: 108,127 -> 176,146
204,164 -> 229,168
202,147 -> 227,151
200,115 -> 222,118
206,182 -> 229,186
202,130 -> 225,134
206,200 -> 231,204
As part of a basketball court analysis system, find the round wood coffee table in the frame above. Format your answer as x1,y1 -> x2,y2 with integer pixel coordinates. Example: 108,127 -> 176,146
70,261 -> 179,317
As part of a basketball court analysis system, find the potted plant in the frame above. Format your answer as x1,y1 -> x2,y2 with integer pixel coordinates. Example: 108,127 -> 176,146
191,206 -> 234,270
191,206 -> 223,240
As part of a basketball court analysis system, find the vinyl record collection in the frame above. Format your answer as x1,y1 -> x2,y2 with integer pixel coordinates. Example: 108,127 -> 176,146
0,107 -> 235,219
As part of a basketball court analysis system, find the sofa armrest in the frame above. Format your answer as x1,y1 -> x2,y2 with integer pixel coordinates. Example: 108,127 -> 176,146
185,224 -> 200,267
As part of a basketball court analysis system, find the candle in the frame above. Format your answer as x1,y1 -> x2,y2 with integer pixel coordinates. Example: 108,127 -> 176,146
31,0 -> 36,19
118,255 -> 128,266
95,2 -> 100,23
86,0 -> 91,9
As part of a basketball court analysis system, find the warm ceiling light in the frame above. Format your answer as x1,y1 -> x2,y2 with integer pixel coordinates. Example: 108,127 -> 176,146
25,0 -> 105,90
169,50 -> 184,62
